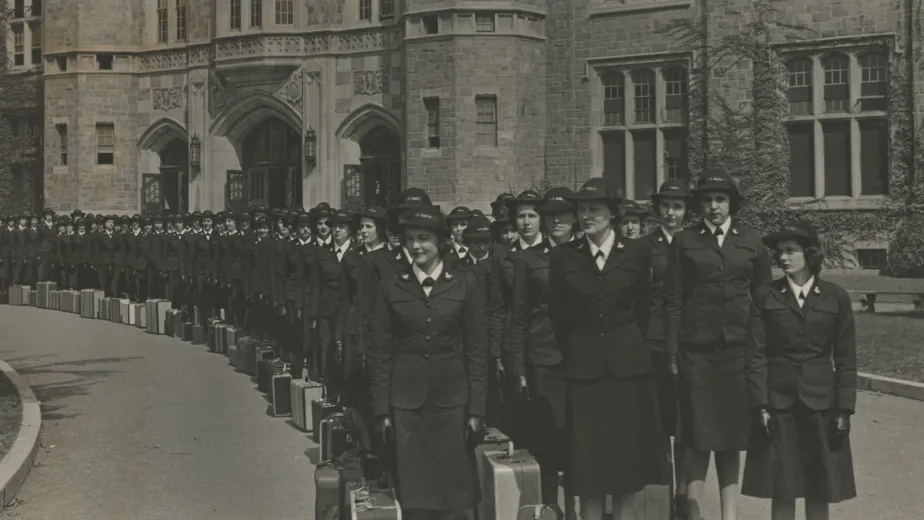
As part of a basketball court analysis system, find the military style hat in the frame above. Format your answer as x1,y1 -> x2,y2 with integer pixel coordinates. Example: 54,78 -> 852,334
295,213 -> 312,225
619,200 -> 648,217
463,215 -> 492,240
762,221 -> 821,250
491,193 -> 515,218
329,210 -> 353,226
201,210 -> 215,220
355,206 -> 387,222
539,187 -> 575,215
692,168 -> 739,197
395,188 -> 432,210
43,207 -> 55,216
506,190 -> 544,214
651,178 -> 693,206
399,205 -> 448,233
445,206 -> 473,221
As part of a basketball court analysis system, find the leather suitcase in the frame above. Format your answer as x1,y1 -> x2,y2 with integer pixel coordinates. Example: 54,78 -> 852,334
37,281 -> 57,309
475,428 -> 514,520
110,298 -> 122,322
224,326 -> 238,352
118,299 -> 130,324
320,413 -> 359,463
215,324 -> 227,355
228,344 -> 240,367
315,455 -> 363,520
193,306 -> 203,326
235,336 -> 255,374
165,309 -> 179,337
291,379 -> 324,432
145,300 -> 158,333
138,306 -> 147,329
81,289 -> 100,318
172,310 -> 184,338
183,321 -> 193,341
207,318 -> 222,353
129,303 -> 143,326
349,486 -> 402,520
27,290 -> 36,306
311,398 -> 341,443
9,286 -> 24,306
256,358 -> 281,394
482,448 -> 542,520
99,297 -> 112,320
272,372 -> 293,417
517,505 -> 557,520
192,325 -> 205,345
51,290 -> 60,310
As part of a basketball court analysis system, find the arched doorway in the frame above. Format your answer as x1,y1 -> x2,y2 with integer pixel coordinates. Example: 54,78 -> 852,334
232,118 -> 302,210
343,126 -> 402,210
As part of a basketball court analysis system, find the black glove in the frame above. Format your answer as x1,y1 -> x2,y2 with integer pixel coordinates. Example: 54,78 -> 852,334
517,375 -> 529,401
376,416 -> 394,447
832,413 -> 851,444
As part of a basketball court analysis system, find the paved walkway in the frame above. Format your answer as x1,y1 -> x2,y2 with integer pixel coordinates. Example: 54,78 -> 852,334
1,305 -> 923,519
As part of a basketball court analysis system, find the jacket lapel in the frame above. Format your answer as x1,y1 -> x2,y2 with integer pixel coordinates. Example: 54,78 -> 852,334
803,280 -> 829,313
650,230 -> 671,255
600,240 -> 628,274
427,271 -> 460,300
573,240 -> 599,273
769,278 -> 805,317
394,273 -> 426,300
693,223 -> 721,254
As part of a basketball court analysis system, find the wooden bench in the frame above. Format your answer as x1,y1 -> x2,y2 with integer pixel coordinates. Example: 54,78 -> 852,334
848,290 -> 924,313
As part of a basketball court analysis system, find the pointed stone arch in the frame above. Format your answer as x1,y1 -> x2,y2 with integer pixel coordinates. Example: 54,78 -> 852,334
336,103 -> 401,141
210,90 -> 303,143
137,117 -> 189,152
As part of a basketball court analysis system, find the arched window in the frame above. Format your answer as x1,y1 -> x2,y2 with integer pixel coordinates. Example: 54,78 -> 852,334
601,71 -> 624,126
787,58 -> 813,115
822,53 -> 849,113
662,67 -> 687,123
859,52 -> 887,111
632,69 -> 655,123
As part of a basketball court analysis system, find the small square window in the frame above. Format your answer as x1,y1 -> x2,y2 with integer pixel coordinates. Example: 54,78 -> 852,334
422,16 -> 438,35
475,14 -> 495,32
424,98 -> 440,148
96,123 -> 115,165
97,54 -> 114,70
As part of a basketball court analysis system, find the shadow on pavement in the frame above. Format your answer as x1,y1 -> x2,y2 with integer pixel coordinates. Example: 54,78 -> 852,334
10,356 -> 143,421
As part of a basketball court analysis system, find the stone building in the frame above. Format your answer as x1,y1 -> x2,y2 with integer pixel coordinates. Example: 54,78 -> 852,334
1,0 -> 917,266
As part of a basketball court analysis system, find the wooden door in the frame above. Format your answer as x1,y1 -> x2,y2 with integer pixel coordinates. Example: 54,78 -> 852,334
247,169 -> 268,209
226,170 -> 247,212
141,174 -> 163,216
286,166 -> 303,209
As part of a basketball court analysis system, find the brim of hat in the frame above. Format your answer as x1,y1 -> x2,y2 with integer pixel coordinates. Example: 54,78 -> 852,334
692,182 -> 738,194
400,217 -> 448,232
566,191 -> 621,203
762,230 -> 816,249
651,192 -> 692,203
539,200 -> 576,215
505,199 -> 544,212
445,213 -> 472,221
355,209 -> 386,220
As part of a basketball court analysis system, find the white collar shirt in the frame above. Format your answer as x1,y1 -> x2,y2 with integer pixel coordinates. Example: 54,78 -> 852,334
413,261 -> 444,296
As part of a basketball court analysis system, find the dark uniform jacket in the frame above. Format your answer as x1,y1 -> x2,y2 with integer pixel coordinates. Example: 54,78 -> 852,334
250,235 -> 276,299
55,233 -> 69,267
0,227 -> 14,278
191,229 -> 218,279
37,222 -> 57,259
369,267 -> 488,418
92,230 -> 118,265
135,232 -> 157,271
24,227 -> 40,261
509,239 -> 564,379
547,235 -> 653,381
642,229 -> 672,352
663,220 -> 773,353
747,277 -> 858,413
487,241 -> 530,361
270,235 -> 293,305
163,231 -> 185,274
68,233 -> 91,266
217,231 -> 247,284
362,248 -> 414,348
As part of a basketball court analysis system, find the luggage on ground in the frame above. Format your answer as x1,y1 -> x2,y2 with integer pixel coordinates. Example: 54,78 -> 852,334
314,453 -> 363,520
272,368 -> 293,417
348,486 -> 402,520
482,446 -> 541,520
320,412 -> 359,463
291,379 -> 324,432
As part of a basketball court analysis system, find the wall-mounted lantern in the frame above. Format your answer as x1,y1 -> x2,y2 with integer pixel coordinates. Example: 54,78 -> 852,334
189,134 -> 201,171
304,127 -> 317,168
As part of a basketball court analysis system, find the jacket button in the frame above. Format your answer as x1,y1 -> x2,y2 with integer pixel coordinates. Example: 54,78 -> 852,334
426,318 -> 431,323
425,336 -> 430,341
597,293 -> 603,300
598,314 -> 603,319
599,332 -> 605,337
424,354 -> 430,360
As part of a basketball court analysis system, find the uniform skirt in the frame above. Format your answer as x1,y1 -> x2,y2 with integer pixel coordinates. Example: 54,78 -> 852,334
339,306 -> 367,409
742,402 -> 856,503
679,341 -> 750,451
566,372 -> 671,497
525,363 -> 566,469
651,351 -> 679,437
393,402 -> 479,511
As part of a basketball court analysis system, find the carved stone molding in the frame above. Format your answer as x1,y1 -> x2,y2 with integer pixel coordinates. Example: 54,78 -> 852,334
140,49 -> 189,72
305,71 -> 320,86
152,86 -> 187,111
276,68 -> 304,111
353,70 -> 389,96
209,68 -> 236,115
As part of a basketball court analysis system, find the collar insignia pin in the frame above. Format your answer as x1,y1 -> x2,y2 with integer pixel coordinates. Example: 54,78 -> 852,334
616,242 -> 625,250
731,228 -> 739,235
658,236 -> 663,242
699,229 -> 706,235
400,273 -> 410,281
577,242 -> 585,250
444,271 -> 453,281
781,286 -> 787,294
543,247 -> 549,253
813,286 -> 821,295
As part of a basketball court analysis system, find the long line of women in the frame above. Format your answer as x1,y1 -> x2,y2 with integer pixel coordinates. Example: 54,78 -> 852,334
0,169 -> 857,520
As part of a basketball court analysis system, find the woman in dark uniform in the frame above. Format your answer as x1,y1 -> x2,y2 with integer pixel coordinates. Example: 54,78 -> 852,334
617,200 -> 647,240
548,178 -> 669,520
509,187 -> 576,511
369,204 -> 488,520
742,221 -> 856,520
642,178 -> 693,516
663,170 -> 773,520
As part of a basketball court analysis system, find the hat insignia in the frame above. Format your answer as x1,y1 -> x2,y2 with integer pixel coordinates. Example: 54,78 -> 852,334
444,271 -> 453,281
549,196 -> 564,201
708,177 -> 723,182
400,273 -> 410,281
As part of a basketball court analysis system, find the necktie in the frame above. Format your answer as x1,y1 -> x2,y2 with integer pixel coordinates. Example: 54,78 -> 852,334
714,227 -> 724,246
594,251 -> 606,270
459,247 -> 467,255
797,290 -> 806,307
336,248 -> 342,255
422,277 -> 435,288
714,227 -> 724,237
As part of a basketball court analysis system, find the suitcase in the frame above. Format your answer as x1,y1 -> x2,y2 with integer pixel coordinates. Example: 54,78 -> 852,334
51,290 -> 60,310
349,486 -> 402,520
27,290 -> 36,306
118,299 -> 130,324
81,289 -> 101,318
37,281 -> 57,309
99,297 -> 112,320
315,454 -> 364,520
145,300 -> 158,333
155,301 -> 170,334
56,290 -> 68,312
236,336 -> 257,374
516,505 -> 557,520
129,303 -> 143,326
224,326 -> 238,352
215,324 -> 227,355
193,306 -> 203,326
207,318 -> 222,352
183,321 -> 193,341
228,344 -> 240,367
311,397 -> 341,443
482,447 -> 542,520
192,325 -> 205,345
291,379 -> 324,432
475,428 -> 514,520
137,306 -> 147,329
165,309 -> 180,337
320,413 -> 359,463
9,286 -> 25,306
272,371 -> 293,417
109,298 -> 121,322
171,310 -> 184,338
256,357 -> 280,394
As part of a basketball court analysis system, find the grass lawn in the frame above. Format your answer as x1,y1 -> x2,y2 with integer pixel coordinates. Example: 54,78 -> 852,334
0,373 -> 22,461
855,313 -> 924,383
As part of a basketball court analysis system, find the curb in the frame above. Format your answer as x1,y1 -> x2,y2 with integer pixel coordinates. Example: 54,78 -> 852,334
0,361 -> 42,511
859,372 -> 924,402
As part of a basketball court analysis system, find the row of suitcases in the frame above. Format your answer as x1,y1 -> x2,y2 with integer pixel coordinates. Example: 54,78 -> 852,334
2,289 -> 559,520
